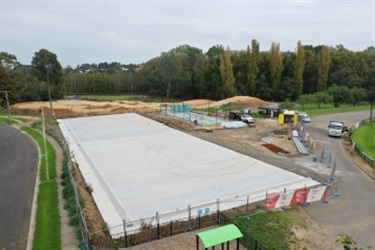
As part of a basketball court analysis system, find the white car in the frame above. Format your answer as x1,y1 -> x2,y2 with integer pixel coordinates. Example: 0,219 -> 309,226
240,114 -> 255,123
300,114 -> 311,123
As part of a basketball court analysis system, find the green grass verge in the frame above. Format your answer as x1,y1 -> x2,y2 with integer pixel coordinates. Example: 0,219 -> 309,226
21,127 -> 57,181
77,94 -> 164,102
0,117 -> 17,125
21,126 -> 61,249
230,207 -> 307,249
32,181 -> 61,250
294,104 -> 371,117
0,113 -> 30,122
352,122 -> 375,160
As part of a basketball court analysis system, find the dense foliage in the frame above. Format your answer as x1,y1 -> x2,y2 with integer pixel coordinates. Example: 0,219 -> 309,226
1,42 -> 374,108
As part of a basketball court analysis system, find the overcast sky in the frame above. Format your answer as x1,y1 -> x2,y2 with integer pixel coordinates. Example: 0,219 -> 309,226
1,0 -> 374,67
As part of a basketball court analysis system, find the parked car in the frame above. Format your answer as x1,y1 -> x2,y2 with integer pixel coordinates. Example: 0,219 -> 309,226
300,114 -> 311,123
240,114 -> 255,123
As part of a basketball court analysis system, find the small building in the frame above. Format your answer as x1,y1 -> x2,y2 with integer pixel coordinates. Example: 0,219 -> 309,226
278,110 -> 298,126
258,106 -> 280,118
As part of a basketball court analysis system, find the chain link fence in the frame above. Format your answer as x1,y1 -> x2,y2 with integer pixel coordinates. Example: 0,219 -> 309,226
62,138 -> 91,248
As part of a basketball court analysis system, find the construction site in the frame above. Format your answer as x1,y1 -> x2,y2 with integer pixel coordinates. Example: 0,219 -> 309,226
11,96 -> 342,249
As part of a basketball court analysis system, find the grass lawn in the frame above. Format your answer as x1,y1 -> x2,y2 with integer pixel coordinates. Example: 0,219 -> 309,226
21,127 -> 61,249
0,117 -> 17,125
21,127 -> 57,181
294,104 -> 371,117
32,181 -> 61,249
230,207 -> 309,249
0,113 -> 30,123
352,122 -> 375,160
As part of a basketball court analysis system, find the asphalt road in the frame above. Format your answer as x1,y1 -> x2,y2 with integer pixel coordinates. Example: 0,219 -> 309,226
0,124 -> 38,250
304,111 -> 375,247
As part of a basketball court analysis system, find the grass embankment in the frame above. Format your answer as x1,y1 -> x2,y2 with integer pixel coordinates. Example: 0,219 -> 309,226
0,114 -> 30,124
21,127 -> 61,249
352,122 -> 375,161
230,207 -> 309,249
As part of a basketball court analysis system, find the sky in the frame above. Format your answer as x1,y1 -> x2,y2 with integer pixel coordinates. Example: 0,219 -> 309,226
1,0 -> 374,68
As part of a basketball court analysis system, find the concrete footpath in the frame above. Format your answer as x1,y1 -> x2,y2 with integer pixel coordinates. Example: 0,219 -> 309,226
48,134 -> 79,249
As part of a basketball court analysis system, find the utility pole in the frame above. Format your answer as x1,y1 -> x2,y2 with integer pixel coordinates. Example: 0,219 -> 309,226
41,106 -> 50,181
0,90 -> 11,120
46,65 -> 55,120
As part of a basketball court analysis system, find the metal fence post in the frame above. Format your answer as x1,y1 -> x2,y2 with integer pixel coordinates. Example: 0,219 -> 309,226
217,198 -> 221,224
246,195 -> 249,217
123,219 -> 127,247
188,205 -> 193,230
156,212 -> 161,239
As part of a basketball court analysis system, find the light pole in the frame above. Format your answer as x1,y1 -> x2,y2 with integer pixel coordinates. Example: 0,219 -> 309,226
0,90 -> 11,120
41,106 -> 49,181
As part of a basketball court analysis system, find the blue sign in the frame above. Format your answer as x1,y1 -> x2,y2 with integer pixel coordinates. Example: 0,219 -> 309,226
204,208 -> 210,214
198,209 -> 203,215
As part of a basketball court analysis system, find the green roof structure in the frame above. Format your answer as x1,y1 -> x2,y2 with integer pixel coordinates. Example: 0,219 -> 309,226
196,224 -> 243,249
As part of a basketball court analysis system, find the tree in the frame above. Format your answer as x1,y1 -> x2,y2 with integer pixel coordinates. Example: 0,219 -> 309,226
327,84 -> 352,107
0,52 -> 20,70
312,91 -> 333,108
205,45 -> 225,100
219,47 -> 236,98
317,46 -> 331,91
0,65 -> 17,107
303,47 -> 318,94
269,42 -> 284,101
350,87 -> 368,105
255,74 -> 272,101
247,39 -> 259,96
31,49 -> 64,100
293,41 -> 306,99
297,94 -> 314,111
142,53 -> 189,100
193,54 -> 208,98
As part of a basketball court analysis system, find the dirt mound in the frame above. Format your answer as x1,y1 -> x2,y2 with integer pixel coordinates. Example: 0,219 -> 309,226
183,96 -> 270,109
210,96 -> 270,108
183,99 -> 215,107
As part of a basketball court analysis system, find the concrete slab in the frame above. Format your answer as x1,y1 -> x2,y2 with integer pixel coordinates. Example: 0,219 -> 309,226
58,114 -> 319,235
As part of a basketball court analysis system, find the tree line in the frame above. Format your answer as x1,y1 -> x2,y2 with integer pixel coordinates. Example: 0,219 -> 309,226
1,41 -> 374,109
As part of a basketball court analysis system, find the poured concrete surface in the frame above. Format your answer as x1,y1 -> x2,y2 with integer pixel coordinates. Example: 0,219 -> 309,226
58,113 -> 319,234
